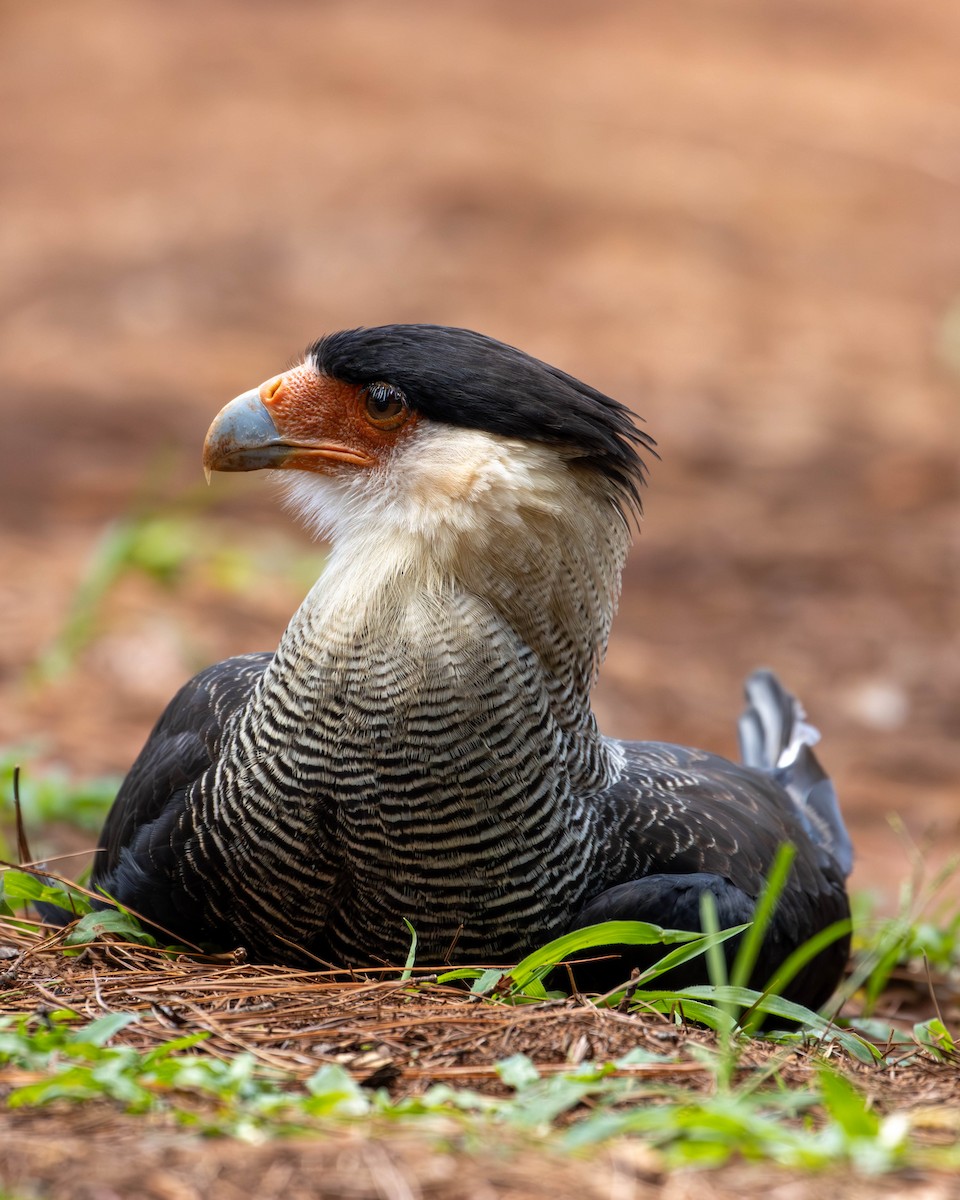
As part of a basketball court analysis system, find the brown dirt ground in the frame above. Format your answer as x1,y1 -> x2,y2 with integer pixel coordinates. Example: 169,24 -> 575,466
0,923 -> 959,1200
4,1117 -> 955,1200
1,0 -> 960,1195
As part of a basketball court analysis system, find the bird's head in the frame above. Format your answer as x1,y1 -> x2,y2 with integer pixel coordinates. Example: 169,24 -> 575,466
203,325 -> 655,661
204,323 -> 653,534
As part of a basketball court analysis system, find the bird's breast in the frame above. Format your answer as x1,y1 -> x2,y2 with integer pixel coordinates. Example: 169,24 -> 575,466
205,591 -> 603,960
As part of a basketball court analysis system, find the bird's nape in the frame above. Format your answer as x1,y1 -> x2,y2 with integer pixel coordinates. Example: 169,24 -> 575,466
309,324 -> 656,520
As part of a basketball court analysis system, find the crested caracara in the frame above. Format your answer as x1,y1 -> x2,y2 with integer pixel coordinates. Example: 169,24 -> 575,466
89,325 -> 852,1006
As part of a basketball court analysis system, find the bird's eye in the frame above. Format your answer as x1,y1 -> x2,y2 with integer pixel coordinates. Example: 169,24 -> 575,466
363,383 -> 409,430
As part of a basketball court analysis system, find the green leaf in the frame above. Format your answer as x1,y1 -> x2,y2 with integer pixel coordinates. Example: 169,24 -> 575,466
614,1046 -> 678,1066
0,869 -> 91,916
436,967 -> 484,985
469,968 -> 508,995
913,1017 -> 956,1057
63,908 -> 157,948
303,1065 -> 370,1116
142,1032 -> 210,1064
816,1066 -> 879,1138
0,870 -> 47,902
496,1054 -> 540,1090
68,1012 -> 139,1048
639,996 -> 740,1035
0,755 -> 120,832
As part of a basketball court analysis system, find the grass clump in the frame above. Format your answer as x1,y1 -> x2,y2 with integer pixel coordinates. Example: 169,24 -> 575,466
1,789 -> 958,1176
0,1007 -> 955,1172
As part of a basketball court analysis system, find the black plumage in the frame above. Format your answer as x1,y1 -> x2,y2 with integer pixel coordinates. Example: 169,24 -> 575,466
311,325 -> 656,513
85,325 -> 851,1008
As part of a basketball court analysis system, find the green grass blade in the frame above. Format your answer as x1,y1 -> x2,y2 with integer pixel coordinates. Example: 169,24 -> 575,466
816,1064 -> 880,1137
633,922 -> 751,983
634,984 -> 879,1062
730,842 -> 796,990
699,891 -> 728,989
67,1012 -> 139,1047
504,920 -> 701,992
436,967 -> 484,985
754,918 -> 852,1018
400,918 -> 418,981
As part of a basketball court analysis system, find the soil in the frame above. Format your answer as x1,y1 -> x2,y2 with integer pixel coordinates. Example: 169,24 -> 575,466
0,931 -> 958,1200
4,1118 -> 953,1200
1,1 -> 959,1195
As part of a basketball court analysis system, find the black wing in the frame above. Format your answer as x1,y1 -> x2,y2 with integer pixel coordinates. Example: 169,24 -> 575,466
602,740 -> 846,895
93,652 -> 272,890
568,741 -> 850,1008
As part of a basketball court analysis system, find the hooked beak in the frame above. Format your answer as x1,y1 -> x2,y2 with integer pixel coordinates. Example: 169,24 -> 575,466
202,368 -> 377,481
202,388 -> 291,482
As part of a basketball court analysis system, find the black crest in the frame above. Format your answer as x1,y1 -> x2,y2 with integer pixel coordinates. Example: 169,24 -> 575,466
309,325 -> 656,515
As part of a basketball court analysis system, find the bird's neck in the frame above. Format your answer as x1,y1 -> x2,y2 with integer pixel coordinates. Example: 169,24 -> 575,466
271,474 -> 629,784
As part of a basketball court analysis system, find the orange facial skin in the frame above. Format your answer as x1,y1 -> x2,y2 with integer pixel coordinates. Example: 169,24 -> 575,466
258,366 -> 418,472
202,365 -> 420,478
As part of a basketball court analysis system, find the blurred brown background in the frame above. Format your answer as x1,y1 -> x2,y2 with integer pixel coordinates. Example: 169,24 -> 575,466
1,0 -> 958,906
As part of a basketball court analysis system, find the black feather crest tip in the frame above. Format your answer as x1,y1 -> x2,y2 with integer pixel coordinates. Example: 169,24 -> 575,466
309,325 -> 657,516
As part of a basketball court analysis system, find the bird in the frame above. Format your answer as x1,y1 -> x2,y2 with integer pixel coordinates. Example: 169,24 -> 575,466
87,324 -> 852,1008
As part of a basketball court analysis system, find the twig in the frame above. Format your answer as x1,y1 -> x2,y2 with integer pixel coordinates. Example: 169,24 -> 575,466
12,767 -> 33,867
